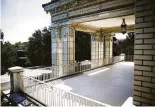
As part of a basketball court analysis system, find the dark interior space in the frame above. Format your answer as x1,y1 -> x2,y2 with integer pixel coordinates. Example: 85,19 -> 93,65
75,31 -> 91,62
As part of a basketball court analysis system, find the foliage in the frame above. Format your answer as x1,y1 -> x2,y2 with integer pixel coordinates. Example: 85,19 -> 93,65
1,27 -> 51,74
1,32 -> 4,39
1,42 -> 16,75
27,27 -> 51,66
113,33 -> 134,56
42,27 -> 51,66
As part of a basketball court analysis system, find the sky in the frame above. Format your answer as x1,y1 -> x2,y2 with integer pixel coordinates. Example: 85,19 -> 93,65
1,0 -> 51,44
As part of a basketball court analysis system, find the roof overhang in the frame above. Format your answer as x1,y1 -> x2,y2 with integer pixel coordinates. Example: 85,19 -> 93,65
42,0 -> 74,12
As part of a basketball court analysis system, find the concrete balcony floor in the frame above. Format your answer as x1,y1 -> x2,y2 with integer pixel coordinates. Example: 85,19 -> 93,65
51,62 -> 134,106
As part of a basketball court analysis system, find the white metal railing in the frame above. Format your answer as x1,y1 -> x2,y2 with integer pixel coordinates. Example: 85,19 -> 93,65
23,75 -> 110,107
24,55 -> 129,82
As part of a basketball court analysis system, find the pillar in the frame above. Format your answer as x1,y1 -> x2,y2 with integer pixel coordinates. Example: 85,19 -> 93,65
8,66 -> 24,92
51,27 -> 63,76
133,0 -> 155,105
104,34 -> 113,65
91,36 -> 99,68
98,36 -> 104,66
61,25 -> 75,73
57,27 -> 63,76
91,34 -> 104,68
52,25 -> 75,75
68,26 -> 75,64
105,34 -> 113,58
51,28 -> 58,66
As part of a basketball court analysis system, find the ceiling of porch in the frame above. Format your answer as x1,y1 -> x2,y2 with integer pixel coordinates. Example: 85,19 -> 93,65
81,15 -> 135,28
72,15 -> 135,33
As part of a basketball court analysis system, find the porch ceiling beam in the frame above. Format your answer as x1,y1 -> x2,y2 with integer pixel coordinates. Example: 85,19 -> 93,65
71,23 -> 134,34
71,23 -> 98,33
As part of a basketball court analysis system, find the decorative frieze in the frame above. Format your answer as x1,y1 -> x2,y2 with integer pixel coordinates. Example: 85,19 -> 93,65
45,0 -> 134,23
100,0 -> 133,10
71,23 -> 97,33
52,13 -> 68,22
68,5 -> 100,17
69,7 -> 134,23
44,0 -> 74,12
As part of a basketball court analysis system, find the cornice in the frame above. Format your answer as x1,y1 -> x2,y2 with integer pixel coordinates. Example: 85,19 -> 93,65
50,0 -> 134,22
50,0 -> 108,16
43,0 -> 75,12
43,0 -> 134,16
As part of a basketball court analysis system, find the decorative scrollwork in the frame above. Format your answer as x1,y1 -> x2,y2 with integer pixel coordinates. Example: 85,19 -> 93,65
51,29 -> 57,39
69,26 -> 75,36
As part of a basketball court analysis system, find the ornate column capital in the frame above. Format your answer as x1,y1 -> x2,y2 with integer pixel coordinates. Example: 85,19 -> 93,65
54,26 -> 62,39
68,25 -> 75,36
105,36 -> 112,41
55,26 -> 62,30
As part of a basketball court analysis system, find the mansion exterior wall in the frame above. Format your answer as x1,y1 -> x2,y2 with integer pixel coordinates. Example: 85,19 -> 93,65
134,0 -> 155,105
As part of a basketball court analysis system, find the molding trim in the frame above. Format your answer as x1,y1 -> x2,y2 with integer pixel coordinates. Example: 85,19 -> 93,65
47,0 -> 134,22
69,7 -> 134,23
71,23 -> 134,34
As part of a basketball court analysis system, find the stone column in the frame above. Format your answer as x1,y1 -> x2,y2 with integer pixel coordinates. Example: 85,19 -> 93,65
98,35 -> 104,66
61,25 -> 75,74
68,26 -> 75,64
91,36 -> 99,68
51,28 -> 58,66
133,0 -> 155,105
8,66 -> 24,92
104,34 -> 113,64
56,27 -> 63,66
56,27 -> 63,76
68,26 -> 75,72
91,34 -> 104,67
104,34 -> 113,58
51,27 -> 63,76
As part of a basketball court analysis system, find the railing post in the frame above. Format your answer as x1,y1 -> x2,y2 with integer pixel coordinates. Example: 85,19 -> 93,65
8,66 -> 24,92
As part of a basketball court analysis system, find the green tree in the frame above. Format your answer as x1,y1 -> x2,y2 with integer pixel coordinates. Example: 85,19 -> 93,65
27,27 -> 51,66
1,42 -> 16,75
113,32 -> 134,56
42,27 -> 51,66
1,32 -> 4,40
1,26 -> 51,73
27,29 -> 43,66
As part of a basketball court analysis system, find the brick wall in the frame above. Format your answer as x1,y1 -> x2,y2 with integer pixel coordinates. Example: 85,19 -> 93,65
134,0 -> 155,106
